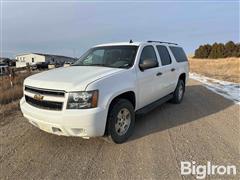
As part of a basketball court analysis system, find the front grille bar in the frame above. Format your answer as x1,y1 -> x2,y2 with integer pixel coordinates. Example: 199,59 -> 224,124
25,95 -> 63,111
25,86 -> 65,97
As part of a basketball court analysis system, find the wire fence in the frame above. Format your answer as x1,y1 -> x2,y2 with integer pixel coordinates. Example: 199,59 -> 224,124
0,65 -> 33,122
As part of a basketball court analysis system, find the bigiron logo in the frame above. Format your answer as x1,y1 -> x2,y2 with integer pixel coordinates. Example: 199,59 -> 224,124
181,161 -> 237,179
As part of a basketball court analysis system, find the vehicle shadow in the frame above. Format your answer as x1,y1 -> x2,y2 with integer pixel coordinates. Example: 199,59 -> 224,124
129,84 -> 235,142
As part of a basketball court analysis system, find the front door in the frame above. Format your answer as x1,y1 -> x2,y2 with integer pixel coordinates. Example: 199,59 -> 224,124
136,45 -> 162,109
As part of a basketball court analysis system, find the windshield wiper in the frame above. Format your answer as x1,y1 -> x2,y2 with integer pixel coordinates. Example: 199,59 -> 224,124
72,64 -> 118,68
116,64 -> 130,68
88,64 -> 104,66
72,64 -> 103,67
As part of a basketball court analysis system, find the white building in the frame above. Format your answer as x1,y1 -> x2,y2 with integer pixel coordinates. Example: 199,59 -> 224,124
16,53 -> 77,68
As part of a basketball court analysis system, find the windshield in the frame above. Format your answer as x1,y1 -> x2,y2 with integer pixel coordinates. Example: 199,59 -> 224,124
73,45 -> 139,68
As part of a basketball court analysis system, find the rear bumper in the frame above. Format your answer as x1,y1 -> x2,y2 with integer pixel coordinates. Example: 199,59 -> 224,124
20,97 -> 108,137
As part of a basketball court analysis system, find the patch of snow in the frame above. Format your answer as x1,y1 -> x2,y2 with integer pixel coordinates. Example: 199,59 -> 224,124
190,73 -> 240,105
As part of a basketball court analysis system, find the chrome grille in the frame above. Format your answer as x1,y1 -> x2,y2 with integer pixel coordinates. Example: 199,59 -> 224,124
25,95 -> 63,111
25,86 -> 65,97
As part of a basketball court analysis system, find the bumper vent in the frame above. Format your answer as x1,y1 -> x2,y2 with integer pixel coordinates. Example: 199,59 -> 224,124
25,95 -> 63,111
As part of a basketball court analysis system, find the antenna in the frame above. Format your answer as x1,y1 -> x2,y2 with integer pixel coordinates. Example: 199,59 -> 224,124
129,39 -> 133,43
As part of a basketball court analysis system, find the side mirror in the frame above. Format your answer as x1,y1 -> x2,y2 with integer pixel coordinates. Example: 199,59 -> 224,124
139,59 -> 158,71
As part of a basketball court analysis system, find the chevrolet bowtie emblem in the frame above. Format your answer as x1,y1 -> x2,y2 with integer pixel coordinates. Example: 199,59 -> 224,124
34,94 -> 44,101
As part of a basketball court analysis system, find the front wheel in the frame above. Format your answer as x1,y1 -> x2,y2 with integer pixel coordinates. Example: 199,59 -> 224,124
107,99 -> 135,144
171,79 -> 185,104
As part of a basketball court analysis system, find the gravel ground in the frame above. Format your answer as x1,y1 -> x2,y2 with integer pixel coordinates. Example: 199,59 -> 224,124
0,80 -> 239,180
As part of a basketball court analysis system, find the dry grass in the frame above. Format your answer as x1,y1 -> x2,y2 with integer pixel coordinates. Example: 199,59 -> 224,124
0,72 -> 31,104
0,101 -> 20,118
189,57 -> 240,83
0,71 -> 34,118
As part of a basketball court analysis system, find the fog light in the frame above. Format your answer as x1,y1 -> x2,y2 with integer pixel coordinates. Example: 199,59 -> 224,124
52,127 -> 62,133
71,128 -> 86,135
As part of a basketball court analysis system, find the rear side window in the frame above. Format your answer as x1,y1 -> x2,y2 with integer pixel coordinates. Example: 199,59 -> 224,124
156,45 -> 172,66
169,46 -> 188,62
139,45 -> 158,66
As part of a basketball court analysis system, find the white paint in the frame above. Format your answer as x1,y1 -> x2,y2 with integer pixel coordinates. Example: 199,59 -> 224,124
190,73 -> 240,105
181,161 -> 237,179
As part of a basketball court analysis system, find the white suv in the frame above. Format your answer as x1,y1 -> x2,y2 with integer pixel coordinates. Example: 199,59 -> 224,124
20,41 -> 189,143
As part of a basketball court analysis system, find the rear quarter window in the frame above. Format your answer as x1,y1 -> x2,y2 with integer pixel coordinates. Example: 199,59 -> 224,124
169,46 -> 188,62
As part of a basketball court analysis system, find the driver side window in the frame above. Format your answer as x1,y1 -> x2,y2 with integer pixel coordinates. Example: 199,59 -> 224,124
139,46 -> 158,68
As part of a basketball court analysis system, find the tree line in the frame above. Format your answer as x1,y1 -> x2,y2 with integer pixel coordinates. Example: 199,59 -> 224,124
194,41 -> 240,59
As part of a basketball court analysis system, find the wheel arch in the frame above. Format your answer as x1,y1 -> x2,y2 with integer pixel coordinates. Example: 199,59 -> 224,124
104,91 -> 136,135
178,73 -> 186,84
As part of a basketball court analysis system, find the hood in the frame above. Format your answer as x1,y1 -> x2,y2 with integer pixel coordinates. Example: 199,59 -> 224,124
24,66 -> 124,91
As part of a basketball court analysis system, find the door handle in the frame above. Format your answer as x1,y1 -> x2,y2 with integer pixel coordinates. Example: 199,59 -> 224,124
156,72 -> 162,76
171,68 -> 175,72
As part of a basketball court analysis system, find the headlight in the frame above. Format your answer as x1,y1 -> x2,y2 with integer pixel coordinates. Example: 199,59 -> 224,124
67,90 -> 98,109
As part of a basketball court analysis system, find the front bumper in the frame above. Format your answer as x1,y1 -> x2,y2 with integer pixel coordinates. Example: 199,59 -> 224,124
20,97 -> 108,137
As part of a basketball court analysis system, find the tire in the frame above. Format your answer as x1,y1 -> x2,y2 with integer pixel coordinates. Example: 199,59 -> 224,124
171,79 -> 185,104
106,99 -> 135,144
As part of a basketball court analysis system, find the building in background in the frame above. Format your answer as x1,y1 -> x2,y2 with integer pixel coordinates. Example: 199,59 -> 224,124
0,57 -> 16,66
15,53 -> 77,68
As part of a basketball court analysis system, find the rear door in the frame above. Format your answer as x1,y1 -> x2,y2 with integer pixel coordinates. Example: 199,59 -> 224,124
156,45 -> 178,95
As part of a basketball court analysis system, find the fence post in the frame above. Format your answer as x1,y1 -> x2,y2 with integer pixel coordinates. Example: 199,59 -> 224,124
8,67 -> 15,88
27,64 -> 31,75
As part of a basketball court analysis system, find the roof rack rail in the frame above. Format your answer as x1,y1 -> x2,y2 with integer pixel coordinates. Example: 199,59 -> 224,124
147,40 -> 178,45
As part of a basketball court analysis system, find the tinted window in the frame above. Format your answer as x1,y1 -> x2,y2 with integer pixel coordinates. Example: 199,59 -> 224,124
169,46 -> 188,62
156,45 -> 172,66
139,46 -> 158,67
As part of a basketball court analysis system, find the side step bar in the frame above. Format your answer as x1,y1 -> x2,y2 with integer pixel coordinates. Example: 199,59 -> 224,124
136,93 -> 173,115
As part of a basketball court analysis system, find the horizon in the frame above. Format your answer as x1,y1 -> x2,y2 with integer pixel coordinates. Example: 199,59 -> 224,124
0,40 -> 239,59
1,1 -> 239,58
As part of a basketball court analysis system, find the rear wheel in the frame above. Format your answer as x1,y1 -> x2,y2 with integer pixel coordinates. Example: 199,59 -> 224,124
171,79 -> 185,104
106,99 -> 135,144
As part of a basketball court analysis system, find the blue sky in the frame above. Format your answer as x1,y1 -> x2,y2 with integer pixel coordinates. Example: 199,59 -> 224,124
1,1 -> 239,58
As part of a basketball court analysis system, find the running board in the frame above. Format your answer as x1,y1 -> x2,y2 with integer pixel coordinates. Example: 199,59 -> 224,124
136,93 -> 173,115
